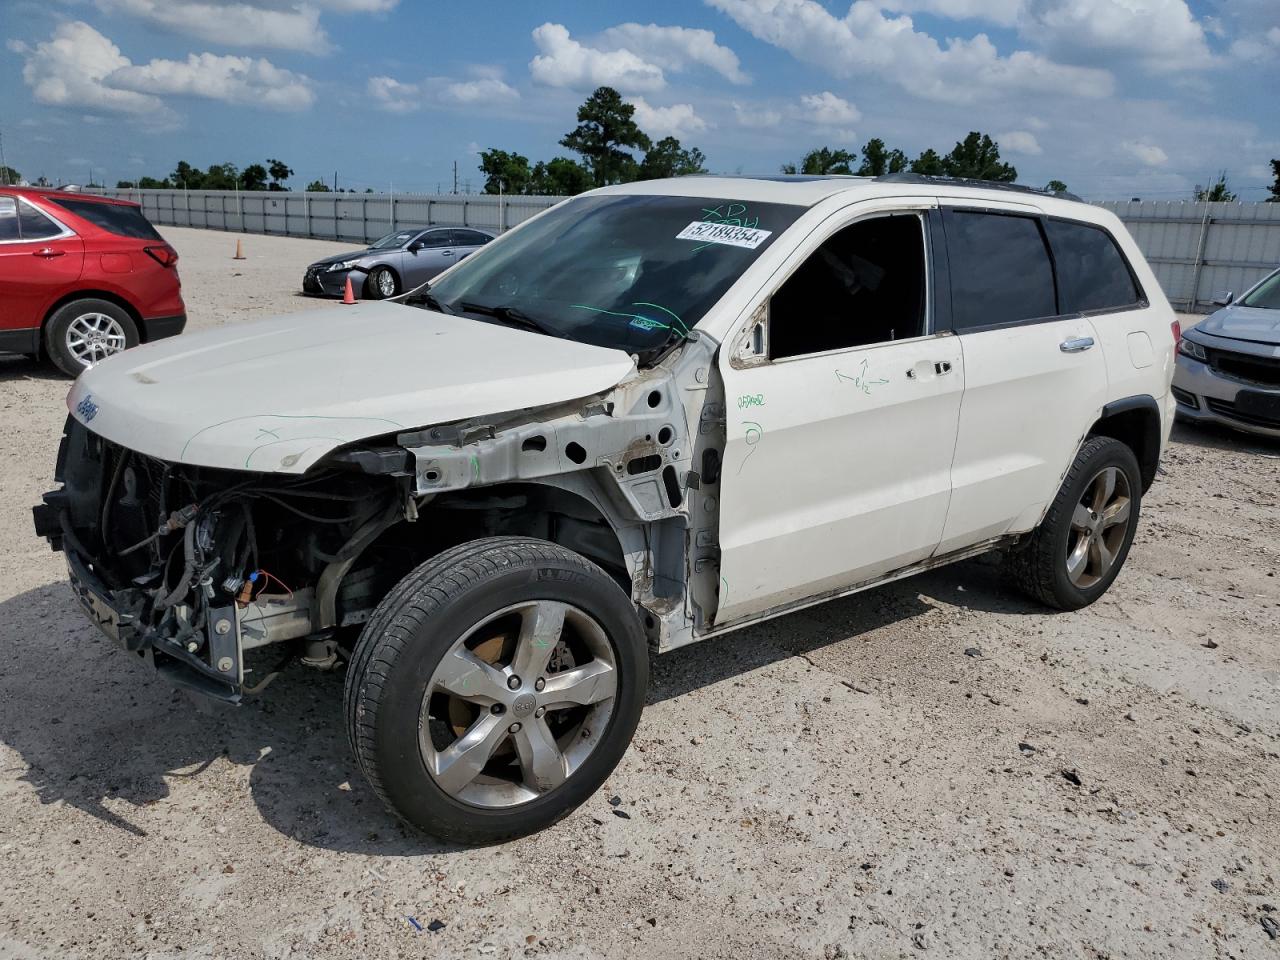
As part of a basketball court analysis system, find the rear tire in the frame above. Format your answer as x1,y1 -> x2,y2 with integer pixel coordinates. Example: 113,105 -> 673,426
364,266 -> 398,300
1006,436 -> 1142,610
45,298 -> 139,377
344,537 -> 648,844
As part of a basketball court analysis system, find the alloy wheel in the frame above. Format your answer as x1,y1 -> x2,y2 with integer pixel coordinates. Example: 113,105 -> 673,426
1065,465 -> 1132,588
375,269 -> 395,297
65,312 -> 127,366
419,599 -> 618,808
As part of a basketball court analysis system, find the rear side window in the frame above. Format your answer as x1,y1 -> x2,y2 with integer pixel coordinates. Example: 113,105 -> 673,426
48,198 -> 162,240
945,211 -> 1056,330
18,200 -> 63,240
453,229 -> 491,246
0,197 -> 17,242
1044,219 -> 1141,313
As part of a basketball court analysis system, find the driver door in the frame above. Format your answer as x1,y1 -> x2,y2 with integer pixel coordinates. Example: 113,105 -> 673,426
715,204 -> 964,625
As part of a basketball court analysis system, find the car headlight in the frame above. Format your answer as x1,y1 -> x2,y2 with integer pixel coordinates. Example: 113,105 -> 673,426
326,259 -> 361,273
1178,338 -> 1207,361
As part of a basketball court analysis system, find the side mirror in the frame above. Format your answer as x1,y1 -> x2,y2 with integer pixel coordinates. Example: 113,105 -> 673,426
408,240 -> 425,252
1210,290 -> 1234,306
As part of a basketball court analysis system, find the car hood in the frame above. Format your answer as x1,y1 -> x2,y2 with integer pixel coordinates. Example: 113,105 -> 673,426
66,302 -> 636,474
1192,304 -> 1280,346
310,249 -> 378,267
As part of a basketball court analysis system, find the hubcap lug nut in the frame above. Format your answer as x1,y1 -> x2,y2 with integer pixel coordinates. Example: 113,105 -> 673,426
507,675 -> 521,690
534,706 -> 545,719
534,677 -> 545,692
490,703 -> 505,714
509,722 -> 522,733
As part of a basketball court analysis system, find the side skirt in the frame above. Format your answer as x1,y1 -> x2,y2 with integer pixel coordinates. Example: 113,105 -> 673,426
664,534 -> 1020,651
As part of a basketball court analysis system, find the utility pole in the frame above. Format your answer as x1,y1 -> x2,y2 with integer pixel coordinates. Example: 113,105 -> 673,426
0,128 -> 8,185
333,170 -> 338,192
453,160 -> 458,195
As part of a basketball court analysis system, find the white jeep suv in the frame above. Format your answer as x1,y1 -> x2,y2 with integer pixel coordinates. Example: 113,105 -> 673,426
33,174 -> 1178,842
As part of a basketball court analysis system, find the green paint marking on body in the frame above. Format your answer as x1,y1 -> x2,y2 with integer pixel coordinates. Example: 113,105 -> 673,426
834,358 -> 890,396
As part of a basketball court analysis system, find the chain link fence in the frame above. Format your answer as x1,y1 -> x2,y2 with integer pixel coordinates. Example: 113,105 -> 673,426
92,189 -> 1280,314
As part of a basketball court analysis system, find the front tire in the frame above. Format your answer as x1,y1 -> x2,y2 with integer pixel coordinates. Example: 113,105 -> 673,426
1006,436 -> 1142,610
344,537 -> 648,844
364,266 -> 398,300
45,298 -> 139,376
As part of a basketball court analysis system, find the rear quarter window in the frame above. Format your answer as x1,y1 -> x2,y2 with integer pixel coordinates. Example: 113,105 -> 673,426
47,198 -> 162,240
1044,219 -> 1142,313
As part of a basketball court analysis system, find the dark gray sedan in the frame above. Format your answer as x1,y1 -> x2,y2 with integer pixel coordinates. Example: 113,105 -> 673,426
302,226 -> 494,299
1173,267 -> 1280,438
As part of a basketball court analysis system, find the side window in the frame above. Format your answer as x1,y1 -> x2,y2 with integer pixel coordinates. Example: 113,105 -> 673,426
17,200 -> 63,241
455,229 -> 491,246
945,211 -> 1056,331
417,230 -> 452,248
0,198 -> 18,242
1044,219 -> 1142,313
769,213 -> 927,360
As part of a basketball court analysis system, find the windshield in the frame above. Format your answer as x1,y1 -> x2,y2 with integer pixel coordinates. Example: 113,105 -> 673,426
369,229 -> 420,250
419,194 -> 804,362
1240,270 -> 1280,310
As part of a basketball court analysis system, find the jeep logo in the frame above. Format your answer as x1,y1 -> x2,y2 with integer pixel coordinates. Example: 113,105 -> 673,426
75,395 -> 99,422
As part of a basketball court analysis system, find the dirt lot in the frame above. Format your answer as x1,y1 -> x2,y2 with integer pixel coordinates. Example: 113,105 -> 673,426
1,226 -> 1278,960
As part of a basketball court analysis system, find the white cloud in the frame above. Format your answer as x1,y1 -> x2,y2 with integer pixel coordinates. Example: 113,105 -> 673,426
1020,0 -> 1214,73
110,52 -> 314,110
799,90 -> 860,127
367,75 -> 419,113
12,21 -> 174,121
1229,26 -> 1280,61
997,130 -> 1042,155
439,76 -> 520,104
879,0 -> 1022,27
631,98 -> 708,138
1122,140 -> 1170,167
95,0 -> 330,53
597,22 -> 750,84
732,101 -> 783,128
705,0 -> 1113,104
529,22 -> 666,92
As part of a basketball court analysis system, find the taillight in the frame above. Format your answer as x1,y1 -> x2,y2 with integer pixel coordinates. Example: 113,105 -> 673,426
1170,318 -> 1181,348
144,244 -> 178,267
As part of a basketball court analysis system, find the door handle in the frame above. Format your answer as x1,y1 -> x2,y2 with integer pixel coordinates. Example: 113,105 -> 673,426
934,360 -> 953,375
1060,336 -> 1095,353
34,247 -> 66,259
906,360 -> 954,379
441,249 -> 454,257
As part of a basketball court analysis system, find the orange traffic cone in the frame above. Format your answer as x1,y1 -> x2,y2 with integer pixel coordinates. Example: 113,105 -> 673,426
341,276 -> 357,305
233,238 -> 246,260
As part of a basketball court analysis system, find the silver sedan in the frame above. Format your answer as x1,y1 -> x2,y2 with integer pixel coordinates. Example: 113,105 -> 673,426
1173,267 -> 1280,438
302,226 -> 494,299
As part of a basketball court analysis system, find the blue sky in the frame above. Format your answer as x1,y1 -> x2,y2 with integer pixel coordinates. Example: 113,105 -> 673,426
2,0 -> 1278,200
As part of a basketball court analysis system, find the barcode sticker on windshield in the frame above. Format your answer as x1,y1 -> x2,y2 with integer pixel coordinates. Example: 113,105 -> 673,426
676,221 -> 772,249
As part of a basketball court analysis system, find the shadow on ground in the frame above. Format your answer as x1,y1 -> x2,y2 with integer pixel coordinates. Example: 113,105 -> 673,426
0,557 -> 1038,854
0,354 -> 66,385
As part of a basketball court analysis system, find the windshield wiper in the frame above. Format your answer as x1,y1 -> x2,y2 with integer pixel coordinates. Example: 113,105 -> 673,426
459,301 -> 562,338
394,281 -> 453,314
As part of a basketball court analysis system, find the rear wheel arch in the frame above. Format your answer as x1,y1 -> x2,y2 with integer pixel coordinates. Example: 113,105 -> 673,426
1086,395 -> 1162,492
41,289 -> 145,350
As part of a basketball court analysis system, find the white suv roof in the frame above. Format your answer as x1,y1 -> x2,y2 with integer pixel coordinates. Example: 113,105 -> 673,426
598,173 -> 1086,214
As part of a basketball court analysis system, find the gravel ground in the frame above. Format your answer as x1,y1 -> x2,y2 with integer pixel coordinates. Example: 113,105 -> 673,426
1,227 -> 1278,960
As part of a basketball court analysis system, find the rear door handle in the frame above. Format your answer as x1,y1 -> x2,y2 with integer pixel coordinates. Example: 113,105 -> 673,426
1060,336 -> 1095,353
441,249 -> 454,257
934,360 -> 953,375
34,247 -> 66,259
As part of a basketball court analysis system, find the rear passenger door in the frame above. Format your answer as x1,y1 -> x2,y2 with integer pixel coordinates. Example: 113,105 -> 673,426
0,196 -> 84,340
451,229 -> 492,262
936,205 -> 1109,554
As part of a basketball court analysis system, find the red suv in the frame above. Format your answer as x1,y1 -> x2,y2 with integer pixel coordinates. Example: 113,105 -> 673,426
0,188 -> 186,376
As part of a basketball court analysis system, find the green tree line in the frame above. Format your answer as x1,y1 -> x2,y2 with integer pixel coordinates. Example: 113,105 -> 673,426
478,86 -> 707,196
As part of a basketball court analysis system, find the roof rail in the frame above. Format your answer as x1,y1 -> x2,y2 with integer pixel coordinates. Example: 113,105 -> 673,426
876,172 -> 1082,202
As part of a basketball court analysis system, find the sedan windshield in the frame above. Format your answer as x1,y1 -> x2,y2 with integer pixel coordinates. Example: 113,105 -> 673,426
369,229 -> 420,250
1240,270 -> 1280,310
418,194 -> 804,362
